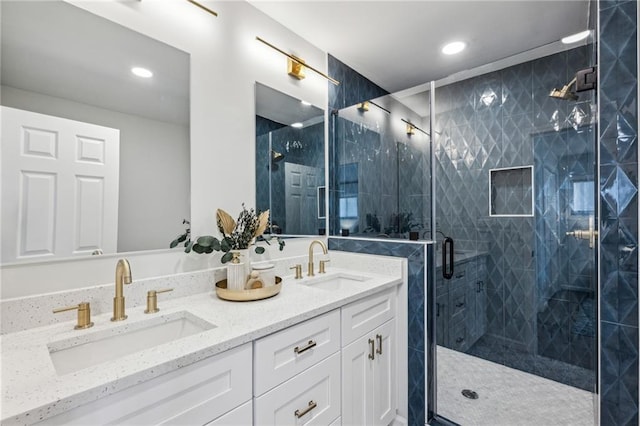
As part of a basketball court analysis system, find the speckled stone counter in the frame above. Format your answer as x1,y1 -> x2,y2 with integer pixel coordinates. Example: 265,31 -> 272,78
0,252 -> 403,425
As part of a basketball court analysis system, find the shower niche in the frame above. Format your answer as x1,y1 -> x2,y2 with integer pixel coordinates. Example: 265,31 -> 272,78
489,166 -> 534,217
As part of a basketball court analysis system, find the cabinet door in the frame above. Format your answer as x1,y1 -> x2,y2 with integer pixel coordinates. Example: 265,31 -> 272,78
372,319 -> 396,426
342,332 -> 374,426
342,320 -> 396,426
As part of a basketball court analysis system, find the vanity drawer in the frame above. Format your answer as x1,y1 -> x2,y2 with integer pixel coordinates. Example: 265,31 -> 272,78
254,309 -> 340,396
254,351 -> 341,426
341,288 -> 395,346
205,400 -> 252,425
38,343 -> 252,425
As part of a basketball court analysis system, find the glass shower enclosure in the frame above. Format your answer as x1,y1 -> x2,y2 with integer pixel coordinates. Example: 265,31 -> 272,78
330,37 -> 598,425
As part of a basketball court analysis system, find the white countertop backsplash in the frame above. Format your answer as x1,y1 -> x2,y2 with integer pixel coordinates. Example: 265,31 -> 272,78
0,250 -> 404,424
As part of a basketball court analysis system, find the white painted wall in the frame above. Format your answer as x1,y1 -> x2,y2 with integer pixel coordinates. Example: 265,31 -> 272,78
70,0 -> 328,236
1,0 -> 328,298
1,85 -> 190,253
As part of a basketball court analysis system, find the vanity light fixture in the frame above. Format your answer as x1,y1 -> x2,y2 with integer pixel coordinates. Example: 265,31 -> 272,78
185,0 -> 218,17
401,118 -> 429,136
561,30 -> 590,44
131,67 -> 153,78
442,41 -> 466,55
369,101 -> 391,114
291,122 -> 304,128
357,101 -> 370,112
406,123 -> 416,136
256,36 -> 340,86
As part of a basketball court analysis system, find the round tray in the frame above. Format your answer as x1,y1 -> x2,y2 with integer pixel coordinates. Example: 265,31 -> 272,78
215,276 -> 282,302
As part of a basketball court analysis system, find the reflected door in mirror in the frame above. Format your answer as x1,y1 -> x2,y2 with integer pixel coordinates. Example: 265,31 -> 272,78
1,107 -> 119,263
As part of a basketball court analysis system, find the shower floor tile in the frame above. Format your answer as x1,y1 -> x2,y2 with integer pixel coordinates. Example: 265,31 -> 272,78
436,346 -> 595,426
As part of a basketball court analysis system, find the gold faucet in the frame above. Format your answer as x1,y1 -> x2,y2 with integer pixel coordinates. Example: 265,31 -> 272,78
307,240 -> 328,277
111,258 -> 132,321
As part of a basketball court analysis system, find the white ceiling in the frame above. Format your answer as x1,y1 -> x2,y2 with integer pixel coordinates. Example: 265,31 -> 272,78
1,1 -> 189,125
249,0 -> 591,93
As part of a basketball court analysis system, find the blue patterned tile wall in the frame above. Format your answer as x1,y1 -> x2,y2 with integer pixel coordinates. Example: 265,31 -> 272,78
256,116 -> 287,214
329,237 -> 430,426
255,116 -> 325,234
435,45 -> 597,386
328,54 -> 389,111
328,55 -> 390,236
598,0 -> 639,424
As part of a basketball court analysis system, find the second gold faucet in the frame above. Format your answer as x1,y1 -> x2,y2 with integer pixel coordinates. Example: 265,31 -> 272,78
112,258 -> 132,321
307,240 -> 328,277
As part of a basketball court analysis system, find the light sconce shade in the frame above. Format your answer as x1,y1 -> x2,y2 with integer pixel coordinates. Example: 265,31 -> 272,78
357,101 -> 370,112
256,36 -> 340,85
406,123 -> 416,136
401,118 -> 430,137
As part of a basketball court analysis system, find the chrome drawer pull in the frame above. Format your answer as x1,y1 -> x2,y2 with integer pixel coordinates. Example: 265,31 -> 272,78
295,400 -> 317,418
376,334 -> 383,355
368,338 -> 375,360
294,340 -> 317,354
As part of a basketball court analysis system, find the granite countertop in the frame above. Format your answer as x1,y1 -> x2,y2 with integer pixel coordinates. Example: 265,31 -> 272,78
1,268 -> 401,424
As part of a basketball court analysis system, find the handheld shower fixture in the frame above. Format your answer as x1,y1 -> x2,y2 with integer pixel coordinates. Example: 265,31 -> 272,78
549,77 -> 579,101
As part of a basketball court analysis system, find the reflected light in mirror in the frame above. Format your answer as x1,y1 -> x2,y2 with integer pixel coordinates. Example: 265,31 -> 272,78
291,122 -> 303,128
131,67 -> 153,78
301,100 -> 312,106
561,30 -> 591,44
442,41 -> 466,55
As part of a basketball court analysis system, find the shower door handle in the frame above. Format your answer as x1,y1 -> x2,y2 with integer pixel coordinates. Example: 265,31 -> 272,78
442,237 -> 454,279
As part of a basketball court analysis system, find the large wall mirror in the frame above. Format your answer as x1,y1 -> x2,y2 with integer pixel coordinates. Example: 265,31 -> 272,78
1,1 -> 190,264
255,83 -> 325,236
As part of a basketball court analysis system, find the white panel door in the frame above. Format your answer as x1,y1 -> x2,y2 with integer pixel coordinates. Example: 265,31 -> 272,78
1,106 -> 119,262
284,162 -> 320,235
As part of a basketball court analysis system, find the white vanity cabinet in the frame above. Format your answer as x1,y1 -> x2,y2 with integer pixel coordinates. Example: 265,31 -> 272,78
37,343 -> 252,425
341,289 -> 397,426
253,310 -> 342,425
24,286 -> 399,426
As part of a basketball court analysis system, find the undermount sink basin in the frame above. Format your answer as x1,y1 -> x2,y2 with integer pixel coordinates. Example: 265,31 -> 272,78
301,272 -> 370,291
48,311 -> 215,375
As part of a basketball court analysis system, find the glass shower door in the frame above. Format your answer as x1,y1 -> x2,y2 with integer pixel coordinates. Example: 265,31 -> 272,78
432,43 -> 598,425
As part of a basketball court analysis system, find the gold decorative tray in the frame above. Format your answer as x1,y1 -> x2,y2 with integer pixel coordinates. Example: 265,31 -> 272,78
215,276 -> 282,302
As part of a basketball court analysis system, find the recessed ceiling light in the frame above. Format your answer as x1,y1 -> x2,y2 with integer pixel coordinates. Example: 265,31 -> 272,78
561,30 -> 591,44
442,41 -> 466,55
131,67 -> 153,78
291,122 -> 303,128
300,100 -> 312,106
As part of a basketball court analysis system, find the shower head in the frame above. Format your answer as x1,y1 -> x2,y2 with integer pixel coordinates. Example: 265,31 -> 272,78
549,77 -> 579,101
271,150 -> 285,163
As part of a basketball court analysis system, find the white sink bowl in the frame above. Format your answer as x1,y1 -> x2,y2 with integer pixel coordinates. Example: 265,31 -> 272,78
48,311 -> 215,375
301,272 -> 370,291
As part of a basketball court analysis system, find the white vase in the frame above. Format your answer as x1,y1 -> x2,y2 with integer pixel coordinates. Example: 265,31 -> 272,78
226,250 -> 250,291
227,262 -> 246,291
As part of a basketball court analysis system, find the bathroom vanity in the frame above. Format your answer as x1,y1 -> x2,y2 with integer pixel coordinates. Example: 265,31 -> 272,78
0,252 -> 404,425
435,250 -> 488,352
